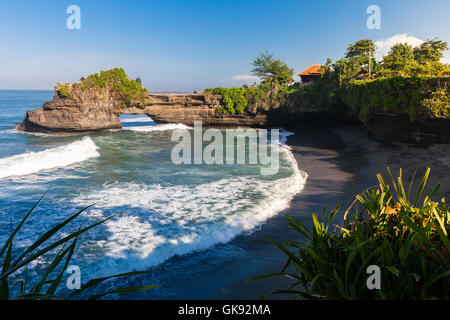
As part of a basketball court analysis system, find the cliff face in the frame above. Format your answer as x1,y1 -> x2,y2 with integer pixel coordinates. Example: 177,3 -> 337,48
16,84 -> 124,133
16,82 -> 450,144
16,85 -> 270,134
363,113 -> 450,143
124,94 -> 269,127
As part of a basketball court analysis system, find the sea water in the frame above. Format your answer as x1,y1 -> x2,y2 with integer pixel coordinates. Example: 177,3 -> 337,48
0,90 -> 307,298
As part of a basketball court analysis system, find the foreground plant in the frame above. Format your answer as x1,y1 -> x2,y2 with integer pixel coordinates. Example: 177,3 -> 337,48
251,168 -> 450,299
0,194 -> 160,300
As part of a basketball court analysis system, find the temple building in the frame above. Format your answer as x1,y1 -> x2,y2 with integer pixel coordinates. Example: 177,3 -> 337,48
298,65 -> 325,84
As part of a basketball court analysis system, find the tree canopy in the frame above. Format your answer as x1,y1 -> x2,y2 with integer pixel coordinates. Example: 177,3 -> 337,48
413,38 -> 448,64
332,37 -> 449,81
345,39 -> 376,59
378,38 -> 449,76
383,43 -> 415,73
251,51 -> 294,84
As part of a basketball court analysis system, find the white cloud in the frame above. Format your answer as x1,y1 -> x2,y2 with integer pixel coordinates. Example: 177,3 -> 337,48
232,75 -> 259,81
375,34 -> 424,60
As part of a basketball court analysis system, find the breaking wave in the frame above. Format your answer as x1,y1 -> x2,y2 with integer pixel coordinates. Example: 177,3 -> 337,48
121,117 -> 154,123
124,123 -> 192,132
71,143 -> 307,277
0,137 -> 99,179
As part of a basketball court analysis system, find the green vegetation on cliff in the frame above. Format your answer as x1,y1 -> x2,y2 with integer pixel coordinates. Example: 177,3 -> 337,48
207,36 -> 450,123
340,77 -> 450,121
422,88 -> 450,118
57,84 -> 73,99
204,87 -> 248,114
326,38 -> 450,122
58,68 -> 148,107
205,82 -> 301,115
334,38 -> 450,81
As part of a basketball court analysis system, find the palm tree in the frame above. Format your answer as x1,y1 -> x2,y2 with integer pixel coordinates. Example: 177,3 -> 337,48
251,51 -> 294,84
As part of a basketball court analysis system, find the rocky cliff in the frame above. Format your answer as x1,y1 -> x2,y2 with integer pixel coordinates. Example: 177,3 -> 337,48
124,94 -> 269,127
16,84 -> 124,133
16,77 -> 450,144
16,85 -> 270,134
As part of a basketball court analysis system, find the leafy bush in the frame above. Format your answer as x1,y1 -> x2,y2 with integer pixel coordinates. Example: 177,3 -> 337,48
57,84 -> 73,99
422,88 -> 450,118
72,68 -> 148,107
206,82 -> 305,115
252,168 -> 450,299
0,195 -> 160,300
340,77 -> 450,121
204,87 -> 248,114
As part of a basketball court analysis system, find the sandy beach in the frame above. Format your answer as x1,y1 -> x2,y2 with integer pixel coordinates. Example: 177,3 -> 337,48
159,125 -> 450,300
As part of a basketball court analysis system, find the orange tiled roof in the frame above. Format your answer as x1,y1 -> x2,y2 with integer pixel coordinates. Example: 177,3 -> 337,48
298,65 -> 323,76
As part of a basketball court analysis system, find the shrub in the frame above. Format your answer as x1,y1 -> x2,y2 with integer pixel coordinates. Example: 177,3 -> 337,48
205,83 -> 304,115
204,87 -> 248,114
251,168 -> 450,299
57,84 -> 73,99
340,77 -> 450,121
422,88 -> 450,118
72,68 -> 148,107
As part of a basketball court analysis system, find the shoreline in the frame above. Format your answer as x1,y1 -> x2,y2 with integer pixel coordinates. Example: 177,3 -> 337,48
2,111 -> 449,299
165,124 -> 450,300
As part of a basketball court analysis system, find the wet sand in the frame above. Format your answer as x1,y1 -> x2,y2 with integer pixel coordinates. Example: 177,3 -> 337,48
138,125 -> 449,300
204,125 -> 450,299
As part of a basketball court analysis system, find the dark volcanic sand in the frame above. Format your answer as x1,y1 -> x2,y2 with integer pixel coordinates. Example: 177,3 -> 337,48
128,126 -> 449,300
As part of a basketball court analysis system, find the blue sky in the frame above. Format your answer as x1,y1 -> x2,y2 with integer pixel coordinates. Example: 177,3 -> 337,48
1,0 -> 449,90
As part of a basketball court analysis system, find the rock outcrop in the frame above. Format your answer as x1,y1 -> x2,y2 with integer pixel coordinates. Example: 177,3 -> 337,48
16,85 -> 124,133
124,94 -> 269,127
16,85 -> 270,134
363,112 -> 450,143
16,81 -> 450,144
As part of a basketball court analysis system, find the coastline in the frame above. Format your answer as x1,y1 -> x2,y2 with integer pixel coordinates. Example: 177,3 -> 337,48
146,125 -> 449,300
2,100 -> 449,299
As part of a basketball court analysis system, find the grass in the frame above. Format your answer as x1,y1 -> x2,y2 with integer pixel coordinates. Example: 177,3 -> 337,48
0,194 -> 160,300
250,167 -> 450,299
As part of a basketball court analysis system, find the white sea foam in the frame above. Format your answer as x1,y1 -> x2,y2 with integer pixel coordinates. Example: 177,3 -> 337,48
124,123 -> 192,132
121,116 -> 154,123
0,128 -> 52,136
0,129 -> 18,134
0,137 -> 99,179
71,143 -> 307,276
279,129 -> 294,144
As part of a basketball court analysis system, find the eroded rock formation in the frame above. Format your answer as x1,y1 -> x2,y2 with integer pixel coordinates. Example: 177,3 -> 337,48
16,85 -> 124,133
124,94 -> 269,127
16,84 -> 270,134
16,81 -> 449,143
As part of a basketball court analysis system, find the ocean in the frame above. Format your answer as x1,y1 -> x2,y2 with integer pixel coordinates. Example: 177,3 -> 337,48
0,90 -> 307,299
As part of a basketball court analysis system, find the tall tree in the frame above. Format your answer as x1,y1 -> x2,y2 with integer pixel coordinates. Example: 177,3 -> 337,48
251,51 -> 294,84
333,58 -> 363,85
382,43 -> 415,74
413,38 -> 448,64
345,39 -> 376,79
345,39 -> 376,59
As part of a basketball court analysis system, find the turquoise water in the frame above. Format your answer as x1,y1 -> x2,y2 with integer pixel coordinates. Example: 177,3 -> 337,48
0,90 -> 307,298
